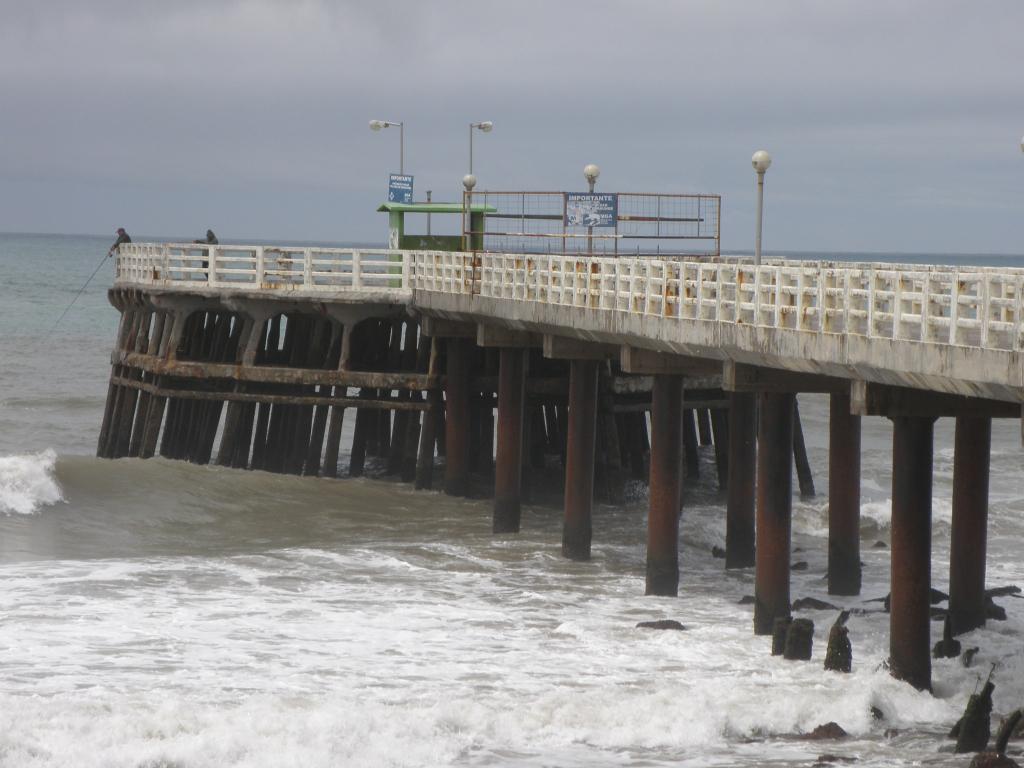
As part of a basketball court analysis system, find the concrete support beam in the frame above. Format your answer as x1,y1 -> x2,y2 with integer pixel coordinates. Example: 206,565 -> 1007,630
543,334 -> 616,361
889,415 -> 935,692
477,324 -> 541,348
724,361 -> 849,394
620,346 -> 720,376
852,381 -> 1021,419
646,374 -> 683,596
562,359 -> 599,560
949,415 -> 991,635
754,392 -> 794,635
726,392 -> 756,569
422,316 -> 476,339
493,348 -> 528,533
828,389 -> 862,595
444,338 -> 472,496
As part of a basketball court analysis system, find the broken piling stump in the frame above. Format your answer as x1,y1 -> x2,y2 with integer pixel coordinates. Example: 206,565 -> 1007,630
784,618 -> 814,661
772,616 -> 793,656
824,611 -> 852,673
953,676 -> 996,754
933,615 -> 962,659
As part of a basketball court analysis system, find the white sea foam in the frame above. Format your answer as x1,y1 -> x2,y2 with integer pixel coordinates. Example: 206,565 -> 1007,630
0,448 -> 63,515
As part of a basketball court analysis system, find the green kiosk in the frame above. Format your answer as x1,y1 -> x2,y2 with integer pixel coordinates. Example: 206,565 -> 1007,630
377,201 -> 496,252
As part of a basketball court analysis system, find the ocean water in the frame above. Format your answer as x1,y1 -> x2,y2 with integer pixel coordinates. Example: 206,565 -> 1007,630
1,232 -> 1023,767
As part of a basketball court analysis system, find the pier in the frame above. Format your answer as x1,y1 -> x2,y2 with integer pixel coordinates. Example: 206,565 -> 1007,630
102,227 -> 1023,693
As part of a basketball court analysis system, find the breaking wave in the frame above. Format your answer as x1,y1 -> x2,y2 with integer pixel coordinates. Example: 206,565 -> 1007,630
0,448 -> 64,515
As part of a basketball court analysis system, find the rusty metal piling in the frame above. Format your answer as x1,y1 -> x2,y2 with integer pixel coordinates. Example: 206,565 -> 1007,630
754,393 -> 794,635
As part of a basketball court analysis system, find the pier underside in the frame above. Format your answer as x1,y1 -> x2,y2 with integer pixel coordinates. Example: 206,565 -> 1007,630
100,278 -> 1021,694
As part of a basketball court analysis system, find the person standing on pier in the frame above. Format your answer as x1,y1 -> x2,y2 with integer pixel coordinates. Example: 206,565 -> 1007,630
107,227 -> 131,257
194,229 -> 218,271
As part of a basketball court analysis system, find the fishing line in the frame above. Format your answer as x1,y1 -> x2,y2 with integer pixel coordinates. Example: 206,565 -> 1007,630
47,251 -> 110,337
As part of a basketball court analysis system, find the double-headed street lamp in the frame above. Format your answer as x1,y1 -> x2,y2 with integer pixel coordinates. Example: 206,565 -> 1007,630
751,150 -> 772,266
469,121 -> 493,176
369,119 -> 404,174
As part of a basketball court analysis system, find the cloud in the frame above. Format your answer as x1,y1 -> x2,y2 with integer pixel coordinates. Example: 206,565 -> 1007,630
0,0 -> 1022,252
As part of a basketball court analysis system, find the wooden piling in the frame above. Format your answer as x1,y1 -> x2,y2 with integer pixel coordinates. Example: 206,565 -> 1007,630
321,400 -> 346,478
415,338 -> 441,490
444,337 -> 472,496
682,409 -> 699,478
793,399 -> 816,499
696,408 -> 713,445
710,408 -> 729,492
349,390 -> 373,477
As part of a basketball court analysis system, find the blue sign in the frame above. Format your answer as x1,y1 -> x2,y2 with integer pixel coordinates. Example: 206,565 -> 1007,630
388,174 -> 414,204
565,192 -> 617,228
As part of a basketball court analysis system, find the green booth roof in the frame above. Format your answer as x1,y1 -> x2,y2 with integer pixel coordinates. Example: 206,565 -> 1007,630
376,202 -> 497,214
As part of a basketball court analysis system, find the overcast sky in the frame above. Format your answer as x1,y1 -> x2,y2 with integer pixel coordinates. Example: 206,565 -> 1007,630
2,0 -> 1022,253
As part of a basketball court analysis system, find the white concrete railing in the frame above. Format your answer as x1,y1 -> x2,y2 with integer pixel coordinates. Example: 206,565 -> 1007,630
412,252 -> 1024,352
115,245 -> 1024,353
115,243 -> 413,292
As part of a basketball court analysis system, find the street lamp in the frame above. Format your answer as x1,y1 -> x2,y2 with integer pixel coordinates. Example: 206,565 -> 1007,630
583,164 -> 600,253
469,121 -> 493,176
369,119 -> 404,174
751,150 -> 772,266
463,174 -> 477,251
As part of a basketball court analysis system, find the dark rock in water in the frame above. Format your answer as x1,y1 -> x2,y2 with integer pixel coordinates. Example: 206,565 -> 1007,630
794,546 -> 805,553
963,647 -> 981,668
985,585 -> 1021,599
815,754 -> 857,764
738,595 -> 756,605
870,706 -> 884,721
792,561 -> 809,571
869,590 -> 947,615
794,597 -> 839,612
711,546 -> 726,559
986,598 -> 1008,621
636,619 -> 686,631
931,607 -> 949,620
801,722 -> 848,740
872,540 -> 888,549
969,754 -> 1020,768
933,616 -> 962,659
824,611 -> 852,673
955,680 -> 995,753
784,618 -> 815,661
772,616 -> 793,656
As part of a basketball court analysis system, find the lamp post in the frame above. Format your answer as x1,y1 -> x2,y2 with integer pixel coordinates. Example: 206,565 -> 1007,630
584,164 -> 600,254
369,119 -> 404,174
469,121 -> 493,176
751,150 -> 772,266
463,173 -> 477,251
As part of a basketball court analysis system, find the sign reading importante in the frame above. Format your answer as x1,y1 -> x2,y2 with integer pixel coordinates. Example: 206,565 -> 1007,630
565,192 -> 617,228
388,174 -> 414,204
